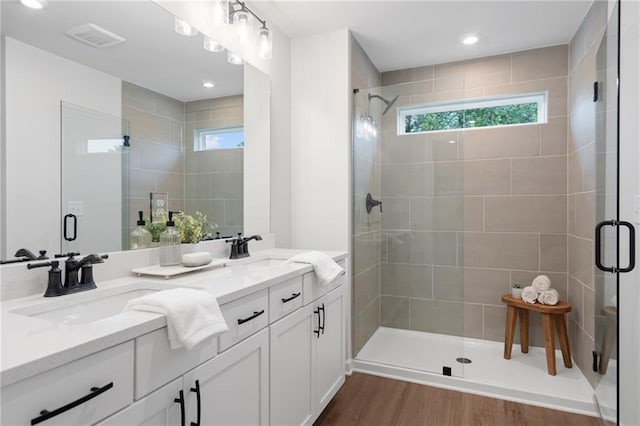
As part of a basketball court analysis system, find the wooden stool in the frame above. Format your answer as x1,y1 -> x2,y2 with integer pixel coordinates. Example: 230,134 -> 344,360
501,294 -> 572,376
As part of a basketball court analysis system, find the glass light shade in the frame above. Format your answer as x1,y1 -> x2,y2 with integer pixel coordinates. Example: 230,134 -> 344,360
204,37 -> 224,53
212,0 -> 229,25
174,17 -> 198,36
234,11 -> 250,43
20,0 -> 48,9
257,27 -> 273,60
227,50 -> 244,65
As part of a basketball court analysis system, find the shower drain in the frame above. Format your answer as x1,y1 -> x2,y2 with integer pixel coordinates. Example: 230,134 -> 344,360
456,357 -> 472,364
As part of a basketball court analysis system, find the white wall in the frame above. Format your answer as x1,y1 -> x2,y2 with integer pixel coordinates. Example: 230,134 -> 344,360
3,37 -> 121,258
619,1 -> 640,424
290,29 -> 350,251
155,1 -> 292,247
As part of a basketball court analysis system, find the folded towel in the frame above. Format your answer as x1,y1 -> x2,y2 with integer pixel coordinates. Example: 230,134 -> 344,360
538,288 -> 560,306
531,275 -> 551,293
285,251 -> 345,286
522,286 -> 539,304
124,288 -> 228,350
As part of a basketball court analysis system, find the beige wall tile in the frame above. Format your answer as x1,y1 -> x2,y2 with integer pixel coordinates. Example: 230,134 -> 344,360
156,93 -> 185,122
353,298 -> 380,356
354,265 -> 380,314
381,263 -> 432,298
583,286 -> 595,338
381,163 -> 434,197
568,151 -> 583,194
433,266 -> 510,304
185,173 -> 210,200
123,81 -> 157,113
431,132 -> 460,161
484,77 -> 567,118
185,148 -> 243,174
381,197 -> 411,229
155,171 -> 184,200
140,142 -> 184,174
575,325 -> 598,387
512,45 -> 569,82
129,168 -> 156,198
384,133 -> 432,164
434,162 -> 463,195
224,199 -> 243,226
463,232 -> 539,270
573,192 -> 596,239
461,125 -> 540,160
354,233 -> 381,274
381,296 -> 411,329
410,299 -> 465,336
410,196 -> 481,232
569,101 -> 596,152
512,156 -> 567,195
568,235 -> 594,289
463,303 -> 484,339
386,231 -> 457,266
124,106 -> 173,144
484,195 -> 567,233
434,76 -> 464,92
483,305 -> 506,342
464,159 -> 511,195
464,54 -> 512,89
382,66 -> 433,86
541,117 -> 568,155
540,234 -> 568,272
210,172 -> 243,200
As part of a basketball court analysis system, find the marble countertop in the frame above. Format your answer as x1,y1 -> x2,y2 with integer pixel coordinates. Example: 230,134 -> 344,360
0,248 -> 347,387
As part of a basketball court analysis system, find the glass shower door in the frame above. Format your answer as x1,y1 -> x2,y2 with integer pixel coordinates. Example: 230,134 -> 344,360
60,102 -> 130,255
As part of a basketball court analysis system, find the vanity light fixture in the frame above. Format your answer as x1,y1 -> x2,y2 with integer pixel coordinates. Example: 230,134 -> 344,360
174,17 -> 198,36
227,50 -> 244,65
227,0 -> 273,61
462,34 -> 479,45
212,0 -> 229,25
20,0 -> 48,9
203,81 -> 215,88
204,37 -> 225,53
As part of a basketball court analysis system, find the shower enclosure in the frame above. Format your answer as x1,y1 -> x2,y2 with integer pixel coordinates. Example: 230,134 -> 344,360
351,2 -> 632,423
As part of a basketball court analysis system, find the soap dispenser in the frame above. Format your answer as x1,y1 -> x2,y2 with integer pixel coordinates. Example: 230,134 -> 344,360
130,211 -> 152,250
159,211 -> 181,266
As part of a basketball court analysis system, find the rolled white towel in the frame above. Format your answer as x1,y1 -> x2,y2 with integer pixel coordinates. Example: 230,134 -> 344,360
538,288 -> 560,306
531,275 -> 551,293
522,286 -> 539,304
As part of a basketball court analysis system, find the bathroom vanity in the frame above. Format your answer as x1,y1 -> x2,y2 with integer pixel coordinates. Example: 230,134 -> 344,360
0,249 -> 347,425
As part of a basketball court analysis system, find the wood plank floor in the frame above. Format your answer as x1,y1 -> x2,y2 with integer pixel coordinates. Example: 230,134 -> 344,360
314,373 -> 602,426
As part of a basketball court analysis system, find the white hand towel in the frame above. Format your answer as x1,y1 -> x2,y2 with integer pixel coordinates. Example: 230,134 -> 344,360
538,288 -> 560,306
522,286 -> 539,304
285,251 -> 345,286
124,288 -> 228,350
531,275 -> 551,293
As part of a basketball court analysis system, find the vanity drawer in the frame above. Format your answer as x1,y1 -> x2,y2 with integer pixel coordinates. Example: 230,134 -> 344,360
269,275 -> 303,323
134,327 -> 219,399
218,289 -> 269,352
1,341 -> 134,426
302,259 -> 346,305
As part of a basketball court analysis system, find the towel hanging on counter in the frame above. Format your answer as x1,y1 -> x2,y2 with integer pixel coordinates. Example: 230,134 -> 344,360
285,251 -> 345,286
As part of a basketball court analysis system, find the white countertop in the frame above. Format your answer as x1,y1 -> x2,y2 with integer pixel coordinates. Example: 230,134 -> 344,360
0,248 -> 347,387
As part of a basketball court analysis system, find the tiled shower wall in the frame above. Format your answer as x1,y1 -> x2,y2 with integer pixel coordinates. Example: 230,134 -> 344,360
378,45 -> 569,347
567,0 -> 608,387
123,82 -> 244,241
351,34 -> 382,355
185,96 -> 244,237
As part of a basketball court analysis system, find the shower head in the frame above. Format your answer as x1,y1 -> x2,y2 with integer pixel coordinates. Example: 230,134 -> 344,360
368,93 -> 399,115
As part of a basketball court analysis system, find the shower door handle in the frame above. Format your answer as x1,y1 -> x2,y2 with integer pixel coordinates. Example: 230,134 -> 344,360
596,220 -> 616,273
595,220 -> 636,273
619,221 -> 636,273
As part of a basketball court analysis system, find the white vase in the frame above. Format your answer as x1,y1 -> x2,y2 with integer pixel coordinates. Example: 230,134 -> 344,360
511,288 -> 523,298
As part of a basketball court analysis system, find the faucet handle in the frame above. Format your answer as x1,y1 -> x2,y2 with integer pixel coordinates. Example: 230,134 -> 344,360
27,260 -> 59,270
55,252 -> 80,259
37,250 -> 49,260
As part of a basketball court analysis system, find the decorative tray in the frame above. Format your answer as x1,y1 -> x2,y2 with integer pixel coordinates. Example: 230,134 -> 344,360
132,259 -> 228,279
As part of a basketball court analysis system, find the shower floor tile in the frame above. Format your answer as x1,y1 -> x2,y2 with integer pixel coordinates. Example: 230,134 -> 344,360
356,327 -> 595,411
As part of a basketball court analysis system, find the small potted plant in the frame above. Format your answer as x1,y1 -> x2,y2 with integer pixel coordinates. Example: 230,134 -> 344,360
174,211 -> 215,248
512,283 -> 523,298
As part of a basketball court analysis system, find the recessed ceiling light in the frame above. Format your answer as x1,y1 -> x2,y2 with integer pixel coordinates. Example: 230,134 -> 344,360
462,35 -> 479,45
203,81 -> 215,88
448,140 -> 456,144
20,0 -> 48,9
174,17 -> 198,36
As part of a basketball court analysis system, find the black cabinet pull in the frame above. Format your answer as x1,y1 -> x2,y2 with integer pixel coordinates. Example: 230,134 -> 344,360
619,221 -> 636,273
63,213 -> 77,242
30,382 -> 113,425
174,389 -> 185,426
190,380 -> 201,426
237,309 -> 265,325
319,303 -> 326,335
281,292 -> 301,304
314,307 -> 321,338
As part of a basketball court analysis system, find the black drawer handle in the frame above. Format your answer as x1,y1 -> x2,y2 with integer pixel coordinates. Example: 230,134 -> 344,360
281,292 -> 301,304
319,303 -> 326,335
314,307 -> 321,338
190,380 -> 201,426
174,389 -> 185,426
237,309 -> 265,325
30,382 -> 113,425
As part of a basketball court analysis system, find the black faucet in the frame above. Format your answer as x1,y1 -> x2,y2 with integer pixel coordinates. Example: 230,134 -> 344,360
0,248 -> 48,264
225,233 -> 263,259
27,252 -> 108,297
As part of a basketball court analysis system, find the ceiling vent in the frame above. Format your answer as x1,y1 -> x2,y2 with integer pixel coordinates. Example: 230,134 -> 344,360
65,23 -> 126,48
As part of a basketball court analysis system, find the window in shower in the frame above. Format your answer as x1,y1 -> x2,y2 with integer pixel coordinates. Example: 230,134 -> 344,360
194,126 -> 244,151
398,92 -> 546,134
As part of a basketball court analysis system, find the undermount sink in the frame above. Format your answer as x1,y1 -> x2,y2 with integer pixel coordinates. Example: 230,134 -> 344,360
11,283 -> 179,325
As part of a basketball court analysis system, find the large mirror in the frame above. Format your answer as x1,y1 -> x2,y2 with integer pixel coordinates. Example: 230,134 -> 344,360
1,0 -> 270,258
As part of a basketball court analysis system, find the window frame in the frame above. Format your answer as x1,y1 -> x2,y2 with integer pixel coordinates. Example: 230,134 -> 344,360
397,91 -> 547,135
193,125 -> 245,152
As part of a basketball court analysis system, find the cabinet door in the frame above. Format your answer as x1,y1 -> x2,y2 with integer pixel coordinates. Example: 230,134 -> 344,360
97,378 -> 182,426
184,328 -> 269,426
314,285 -> 345,415
270,304 -> 315,426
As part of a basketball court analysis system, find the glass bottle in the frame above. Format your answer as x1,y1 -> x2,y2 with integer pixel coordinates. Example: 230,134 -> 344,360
130,211 -> 152,249
159,211 -> 182,266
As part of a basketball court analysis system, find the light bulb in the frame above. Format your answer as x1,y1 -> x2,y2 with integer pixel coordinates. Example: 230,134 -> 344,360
257,27 -> 272,60
204,37 -> 224,53
203,81 -> 215,88
20,0 -> 48,9
175,17 -> 198,36
227,50 -> 244,65
212,0 -> 229,25
462,34 -> 479,45
234,11 -> 250,43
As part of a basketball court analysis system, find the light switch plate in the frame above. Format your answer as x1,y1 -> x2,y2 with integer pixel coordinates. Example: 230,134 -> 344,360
68,201 -> 84,216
